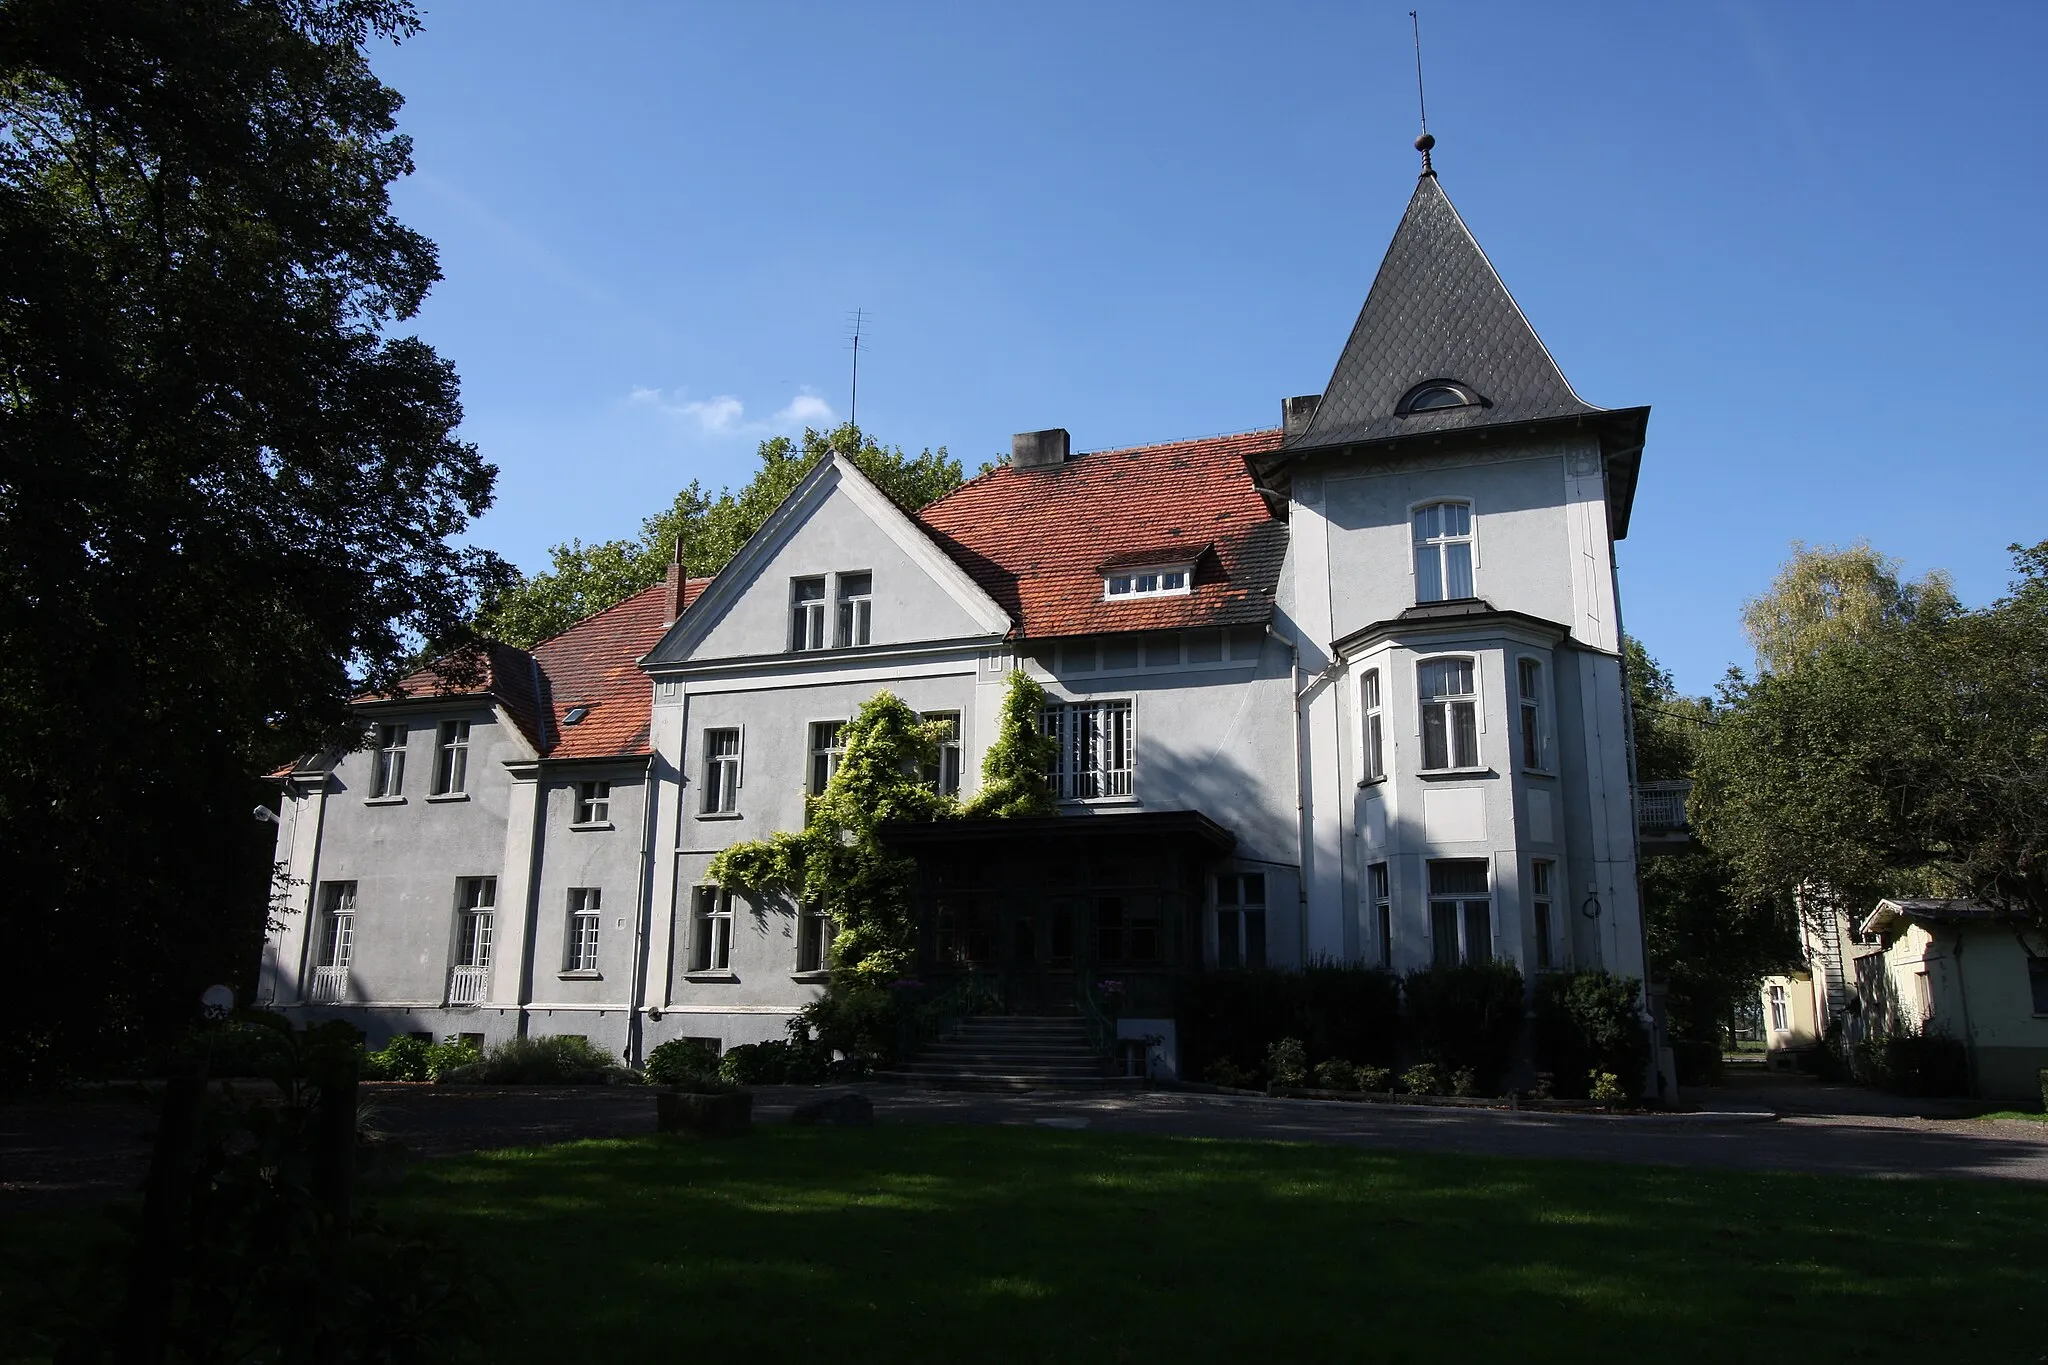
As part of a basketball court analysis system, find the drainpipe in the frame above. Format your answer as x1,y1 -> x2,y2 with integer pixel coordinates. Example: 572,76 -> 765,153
1280,627 -> 1311,964
625,753 -> 657,1068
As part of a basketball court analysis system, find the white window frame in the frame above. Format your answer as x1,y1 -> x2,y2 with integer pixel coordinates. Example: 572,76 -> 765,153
1368,861 -> 1392,969
691,885 -> 734,974
834,570 -> 873,647
574,780 -> 611,826
317,881 -> 357,968
703,728 -> 742,814
1214,872 -> 1267,970
1531,859 -> 1555,970
371,724 -> 407,798
455,876 -> 495,969
1040,698 -> 1135,800
808,720 -> 847,795
920,711 -> 962,797
1103,564 -> 1193,600
1516,656 -> 1550,772
1410,498 -> 1476,604
1361,668 -> 1386,783
795,902 -> 833,975
565,887 -> 602,973
789,576 -> 827,652
1768,983 -> 1790,1034
1427,859 -> 1492,967
1417,656 -> 1482,772
432,719 -> 470,796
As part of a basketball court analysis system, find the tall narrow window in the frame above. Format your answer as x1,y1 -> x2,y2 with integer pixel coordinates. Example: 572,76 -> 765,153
1532,860 -> 1554,970
808,721 -> 846,795
565,888 -> 602,973
1428,860 -> 1490,967
1040,700 -> 1135,799
574,780 -> 610,825
703,729 -> 741,813
1768,983 -> 1789,1033
372,724 -> 407,798
1412,501 -> 1475,603
433,720 -> 470,795
796,903 -> 833,974
691,886 -> 733,973
455,878 -> 495,968
920,712 -> 962,796
789,577 -> 826,651
1369,862 -> 1392,969
1215,873 -> 1267,970
1361,669 -> 1385,782
1418,659 -> 1479,770
835,571 -> 872,647
1518,658 -> 1545,770
311,882 -> 356,1003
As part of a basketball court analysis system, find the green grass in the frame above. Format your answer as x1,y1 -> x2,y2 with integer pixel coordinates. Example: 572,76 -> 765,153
10,1127 -> 2045,1362
1979,1108 -> 2047,1122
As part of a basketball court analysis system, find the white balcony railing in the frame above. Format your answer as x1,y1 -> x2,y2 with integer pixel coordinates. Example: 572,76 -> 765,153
1638,780 -> 1691,834
447,965 -> 490,1007
309,965 -> 350,1003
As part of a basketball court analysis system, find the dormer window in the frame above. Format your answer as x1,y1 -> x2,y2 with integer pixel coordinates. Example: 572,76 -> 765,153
1105,566 -> 1191,600
1397,380 -> 1482,415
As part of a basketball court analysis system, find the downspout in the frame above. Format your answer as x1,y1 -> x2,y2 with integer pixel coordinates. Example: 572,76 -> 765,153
1282,628 -> 1310,964
625,754 -> 657,1068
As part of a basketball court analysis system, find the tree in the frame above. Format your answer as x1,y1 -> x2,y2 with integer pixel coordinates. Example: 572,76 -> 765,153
0,0 -> 506,1085
481,424 -> 966,647
1740,540 -> 1955,675
962,670 -> 1058,818
1623,634 -> 1710,783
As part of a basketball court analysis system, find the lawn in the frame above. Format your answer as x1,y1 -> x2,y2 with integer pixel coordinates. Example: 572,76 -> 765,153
394,1126 -> 2035,1363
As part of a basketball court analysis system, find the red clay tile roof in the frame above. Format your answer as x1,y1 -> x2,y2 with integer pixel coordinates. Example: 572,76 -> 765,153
915,429 -> 1287,640
531,577 -> 707,760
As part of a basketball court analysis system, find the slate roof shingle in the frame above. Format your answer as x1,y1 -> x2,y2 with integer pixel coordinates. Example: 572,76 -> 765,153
915,429 -> 1287,640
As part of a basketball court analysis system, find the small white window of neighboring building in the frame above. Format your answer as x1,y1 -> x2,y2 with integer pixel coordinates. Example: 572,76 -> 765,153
1215,872 -> 1267,970
372,724 -> 407,798
1428,860 -> 1491,967
809,720 -> 846,795
1768,983 -> 1789,1034
1361,669 -> 1385,782
432,720 -> 470,795
574,780 -> 610,825
835,571 -> 872,647
796,903 -> 833,975
692,886 -> 733,973
1517,658 -> 1547,771
703,729 -> 742,813
1040,700 -> 1134,800
1418,658 -> 1480,771
1532,860 -> 1555,970
566,888 -> 602,973
920,711 -> 962,797
1369,861 -> 1392,969
1104,565 -> 1193,600
790,576 -> 827,651
1412,500 -> 1475,603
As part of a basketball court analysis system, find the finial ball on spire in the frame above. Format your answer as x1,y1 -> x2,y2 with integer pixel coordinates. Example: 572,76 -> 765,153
1415,132 -> 1435,153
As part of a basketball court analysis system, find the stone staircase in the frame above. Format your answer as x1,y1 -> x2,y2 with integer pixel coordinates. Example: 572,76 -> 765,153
883,1015 -> 1142,1092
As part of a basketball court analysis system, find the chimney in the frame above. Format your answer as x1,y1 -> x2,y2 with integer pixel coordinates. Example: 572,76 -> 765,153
1009,428 -> 1071,472
664,536 -> 687,624
1282,394 -> 1322,440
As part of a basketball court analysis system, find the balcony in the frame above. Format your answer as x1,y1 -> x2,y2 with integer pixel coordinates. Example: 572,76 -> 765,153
308,965 -> 350,1003
1638,780 -> 1691,849
447,965 -> 490,1007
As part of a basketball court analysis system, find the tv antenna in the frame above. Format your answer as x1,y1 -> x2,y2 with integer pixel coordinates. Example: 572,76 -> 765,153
847,308 -> 868,431
1409,10 -> 1435,175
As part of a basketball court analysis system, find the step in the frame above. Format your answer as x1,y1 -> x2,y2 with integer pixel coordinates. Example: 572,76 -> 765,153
877,1071 -> 1146,1093
922,1041 -> 1101,1056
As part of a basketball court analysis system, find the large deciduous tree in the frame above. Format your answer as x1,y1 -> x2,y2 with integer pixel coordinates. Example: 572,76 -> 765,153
481,424 -> 965,648
0,0 -> 507,1085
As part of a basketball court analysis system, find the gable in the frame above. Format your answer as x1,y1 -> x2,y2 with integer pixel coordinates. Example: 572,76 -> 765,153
645,455 -> 1010,666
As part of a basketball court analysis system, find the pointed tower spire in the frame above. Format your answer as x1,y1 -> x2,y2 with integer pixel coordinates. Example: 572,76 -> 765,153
1410,11 -> 1435,177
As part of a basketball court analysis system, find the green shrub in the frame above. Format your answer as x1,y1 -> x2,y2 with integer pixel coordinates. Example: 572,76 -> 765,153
442,1034 -> 632,1085
791,977 -> 903,1067
1589,1071 -> 1630,1105
1180,963 -> 1402,1086
361,1034 -> 432,1082
644,1038 -> 721,1088
1399,1062 -> 1441,1095
1265,1037 -> 1309,1089
1449,1067 -> 1477,1097
1401,961 -> 1525,1095
1311,1059 -> 1359,1091
1202,1058 -> 1259,1089
1356,1065 -> 1392,1093
2038,1067 -> 2046,1114
718,1039 -> 827,1086
1531,970 -> 1651,1100
1859,1028 -> 1970,1097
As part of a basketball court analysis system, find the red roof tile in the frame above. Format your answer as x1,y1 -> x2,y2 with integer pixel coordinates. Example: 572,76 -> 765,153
915,429 -> 1287,640
531,577 -> 707,760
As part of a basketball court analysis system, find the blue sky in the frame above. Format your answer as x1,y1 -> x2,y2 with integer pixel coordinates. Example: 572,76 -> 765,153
373,1 -> 2046,696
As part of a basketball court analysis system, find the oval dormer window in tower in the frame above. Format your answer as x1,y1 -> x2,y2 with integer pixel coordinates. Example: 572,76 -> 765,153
1397,380 -> 1482,415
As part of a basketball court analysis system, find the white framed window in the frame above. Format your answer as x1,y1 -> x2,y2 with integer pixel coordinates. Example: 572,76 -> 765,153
1532,860 -> 1555,970
1913,972 -> 1932,1021
703,729 -> 741,813
835,571 -> 872,647
1104,565 -> 1192,600
1419,658 -> 1480,771
432,720 -> 470,795
372,724 -> 406,798
1768,983 -> 1790,1033
566,888 -> 602,973
1215,872 -> 1267,969
920,711 -> 962,797
1361,668 -> 1385,782
654,676 -> 684,705
790,576 -> 827,651
1040,699 -> 1134,799
796,903 -> 833,974
1412,500 -> 1475,603
1428,860 -> 1491,967
1369,862 -> 1392,969
574,780 -> 610,825
318,882 -> 357,968
455,877 -> 495,969
808,720 -> 846,795
691,886 -> 733,973
1517,658 -> 1547,771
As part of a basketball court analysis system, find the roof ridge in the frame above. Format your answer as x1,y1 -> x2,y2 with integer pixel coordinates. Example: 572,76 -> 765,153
529,577 -> 676,652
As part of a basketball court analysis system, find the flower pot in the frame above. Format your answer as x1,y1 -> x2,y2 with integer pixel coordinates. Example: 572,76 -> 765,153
656,1088 -> 753,1137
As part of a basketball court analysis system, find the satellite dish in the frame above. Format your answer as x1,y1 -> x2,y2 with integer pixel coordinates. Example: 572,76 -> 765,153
201,985 -> 235,1020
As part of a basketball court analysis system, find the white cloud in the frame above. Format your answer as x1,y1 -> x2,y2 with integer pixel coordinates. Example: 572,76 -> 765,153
772,390 -> 836,429
628,386 -> 837,438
